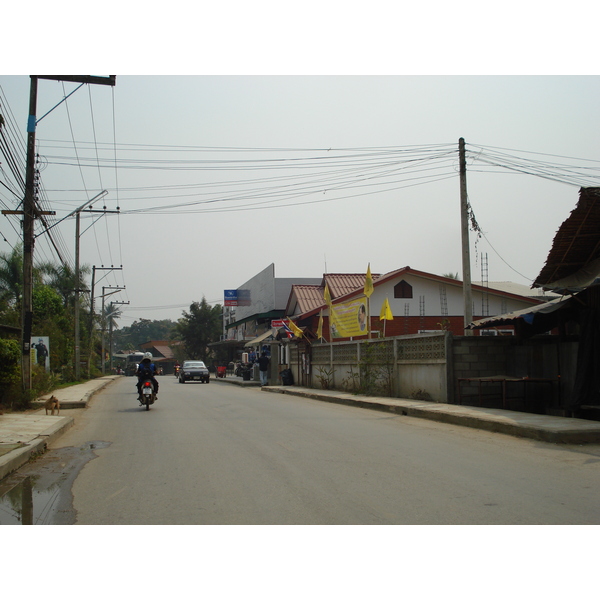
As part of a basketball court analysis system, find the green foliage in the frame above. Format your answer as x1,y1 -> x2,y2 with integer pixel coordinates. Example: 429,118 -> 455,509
353,342 -> 395,396
0,247 -> 23,307
33,285 -> 63,321
0,338 -> 22,408
0,338 -> 20,384
30,364 -> 60,401
315,365 -> 334,389
113,318 -> 176,350
174,298 -> 223,360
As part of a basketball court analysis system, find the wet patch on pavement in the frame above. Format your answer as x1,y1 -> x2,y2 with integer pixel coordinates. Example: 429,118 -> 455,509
0,441 -> 110,525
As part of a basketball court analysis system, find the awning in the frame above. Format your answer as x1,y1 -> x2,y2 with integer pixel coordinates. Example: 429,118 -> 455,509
244,328 -> 277,347
467,297 -> 569,330
534,187 -> 600,293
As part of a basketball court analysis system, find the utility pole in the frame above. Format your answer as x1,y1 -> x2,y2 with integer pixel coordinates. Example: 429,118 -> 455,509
21,75 -> 116,391
459,137 -> 473,335
21,76 -> 39,391
101,286 -> 125,374
71,191 -> 110,380
72,195 -> 120,380
109,301 -> 129,373
88,265 -> 123,377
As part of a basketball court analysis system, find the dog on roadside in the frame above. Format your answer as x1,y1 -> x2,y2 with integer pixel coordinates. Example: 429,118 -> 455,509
44,395 -> 60,416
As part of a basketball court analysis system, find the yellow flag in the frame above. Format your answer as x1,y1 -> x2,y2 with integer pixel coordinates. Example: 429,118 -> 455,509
323,283 -> 332,306
288,319 -> 303,338
380,298 -> 393,321
316,310 -> 324,340
364,264 -> 374,298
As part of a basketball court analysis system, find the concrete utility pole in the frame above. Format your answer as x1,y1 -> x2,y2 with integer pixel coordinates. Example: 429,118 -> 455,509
101,286 -> 125,374
72,191 -> 109,380
21,75 -> 115,391
459,138 -> 473,335
108,301 -> 129,373
22,77 -> 39,391
88,265 -> 123,375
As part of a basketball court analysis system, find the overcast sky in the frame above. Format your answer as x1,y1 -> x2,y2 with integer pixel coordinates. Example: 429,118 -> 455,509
2,3 -> 596,585
2,9 -> 599,328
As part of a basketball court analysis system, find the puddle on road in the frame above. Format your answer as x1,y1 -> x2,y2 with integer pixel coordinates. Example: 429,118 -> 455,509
0,441 -> 110,525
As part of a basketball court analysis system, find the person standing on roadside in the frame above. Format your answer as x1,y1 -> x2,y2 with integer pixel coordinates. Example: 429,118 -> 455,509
257,351 -> 270,386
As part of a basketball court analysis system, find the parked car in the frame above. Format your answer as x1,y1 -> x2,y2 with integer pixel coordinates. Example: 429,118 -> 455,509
179,360 -> 210,384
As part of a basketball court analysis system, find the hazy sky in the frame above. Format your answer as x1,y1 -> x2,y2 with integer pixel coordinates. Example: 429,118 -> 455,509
2,3 -> 595,585
2,9 -> 599,327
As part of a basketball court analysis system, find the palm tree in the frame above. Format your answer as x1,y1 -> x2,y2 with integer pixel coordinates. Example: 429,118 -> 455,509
0,247 -> 23,307
102,301 -> 122,332
43,263 -> 91,309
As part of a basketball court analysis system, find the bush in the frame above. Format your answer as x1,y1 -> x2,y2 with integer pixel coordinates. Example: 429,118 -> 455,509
0,338 -> 22,408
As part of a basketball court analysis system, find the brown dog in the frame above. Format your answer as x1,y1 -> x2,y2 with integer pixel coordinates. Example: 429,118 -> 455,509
44,395 -> 60,416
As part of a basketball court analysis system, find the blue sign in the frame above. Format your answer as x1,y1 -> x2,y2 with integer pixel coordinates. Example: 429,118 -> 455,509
224,290 -> 238,306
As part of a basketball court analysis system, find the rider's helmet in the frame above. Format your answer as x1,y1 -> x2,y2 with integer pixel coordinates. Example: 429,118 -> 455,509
143,352 -> 153,362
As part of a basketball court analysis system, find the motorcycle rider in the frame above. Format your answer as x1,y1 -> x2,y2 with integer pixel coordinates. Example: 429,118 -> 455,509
136,352 -> 159,401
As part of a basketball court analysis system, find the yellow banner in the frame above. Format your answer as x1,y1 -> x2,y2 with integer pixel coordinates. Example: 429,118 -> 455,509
330,297 -> 368,338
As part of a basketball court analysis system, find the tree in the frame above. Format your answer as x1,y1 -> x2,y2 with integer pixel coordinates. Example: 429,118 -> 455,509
113,318 -> 176,350
0,247 -> 23,308
174,298 -> 222,360
442,272 -> 459,280
43,263 -> 91,309
33,285 -> 63,322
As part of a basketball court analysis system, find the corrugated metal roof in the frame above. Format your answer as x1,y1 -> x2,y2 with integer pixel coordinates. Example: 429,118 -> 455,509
467,297 -> 567,329
534,187 -> 600,291
473,281 -> 558,300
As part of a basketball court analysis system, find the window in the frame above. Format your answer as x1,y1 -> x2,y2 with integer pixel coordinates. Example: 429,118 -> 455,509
394,280 -> 413,299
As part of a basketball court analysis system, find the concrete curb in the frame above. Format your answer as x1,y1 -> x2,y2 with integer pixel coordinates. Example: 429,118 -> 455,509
213,377 -> 262,387
0,416 -> 74,481
0,376 -> 117,482
29,375 -> 118,410
261,386 -> 600,444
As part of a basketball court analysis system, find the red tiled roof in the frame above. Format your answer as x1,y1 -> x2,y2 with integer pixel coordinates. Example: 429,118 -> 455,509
288,285 -> 326,314
322,273 -> 381,299
293,266 -> 543,321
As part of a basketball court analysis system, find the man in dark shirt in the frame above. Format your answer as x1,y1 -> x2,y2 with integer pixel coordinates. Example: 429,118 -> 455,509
257,351 -> 270,386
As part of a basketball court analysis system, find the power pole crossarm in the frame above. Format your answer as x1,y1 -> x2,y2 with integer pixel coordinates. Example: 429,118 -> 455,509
34,75 -> 116,87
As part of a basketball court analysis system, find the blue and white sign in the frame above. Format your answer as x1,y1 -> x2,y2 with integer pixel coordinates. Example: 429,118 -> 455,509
224,290 -> 238,306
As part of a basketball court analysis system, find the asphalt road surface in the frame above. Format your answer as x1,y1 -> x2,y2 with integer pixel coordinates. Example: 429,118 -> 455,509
46,376 -> 600,525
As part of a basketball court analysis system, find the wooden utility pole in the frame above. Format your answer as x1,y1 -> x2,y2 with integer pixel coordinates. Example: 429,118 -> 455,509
459,138 -> 473,335
21,75 -> 115,391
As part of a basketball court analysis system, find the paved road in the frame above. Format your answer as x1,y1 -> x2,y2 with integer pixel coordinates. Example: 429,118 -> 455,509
49,376 -> 600,525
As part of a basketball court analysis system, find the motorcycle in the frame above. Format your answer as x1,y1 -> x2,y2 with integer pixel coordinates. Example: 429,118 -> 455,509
140,378 -> 157,411
174,366 -> 180,377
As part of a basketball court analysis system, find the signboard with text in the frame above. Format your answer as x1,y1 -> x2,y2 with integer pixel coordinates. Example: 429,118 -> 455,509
224,290 -> 238,306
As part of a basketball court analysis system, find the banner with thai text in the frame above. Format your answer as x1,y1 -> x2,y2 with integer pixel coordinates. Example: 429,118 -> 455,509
330,298 -> 368,338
